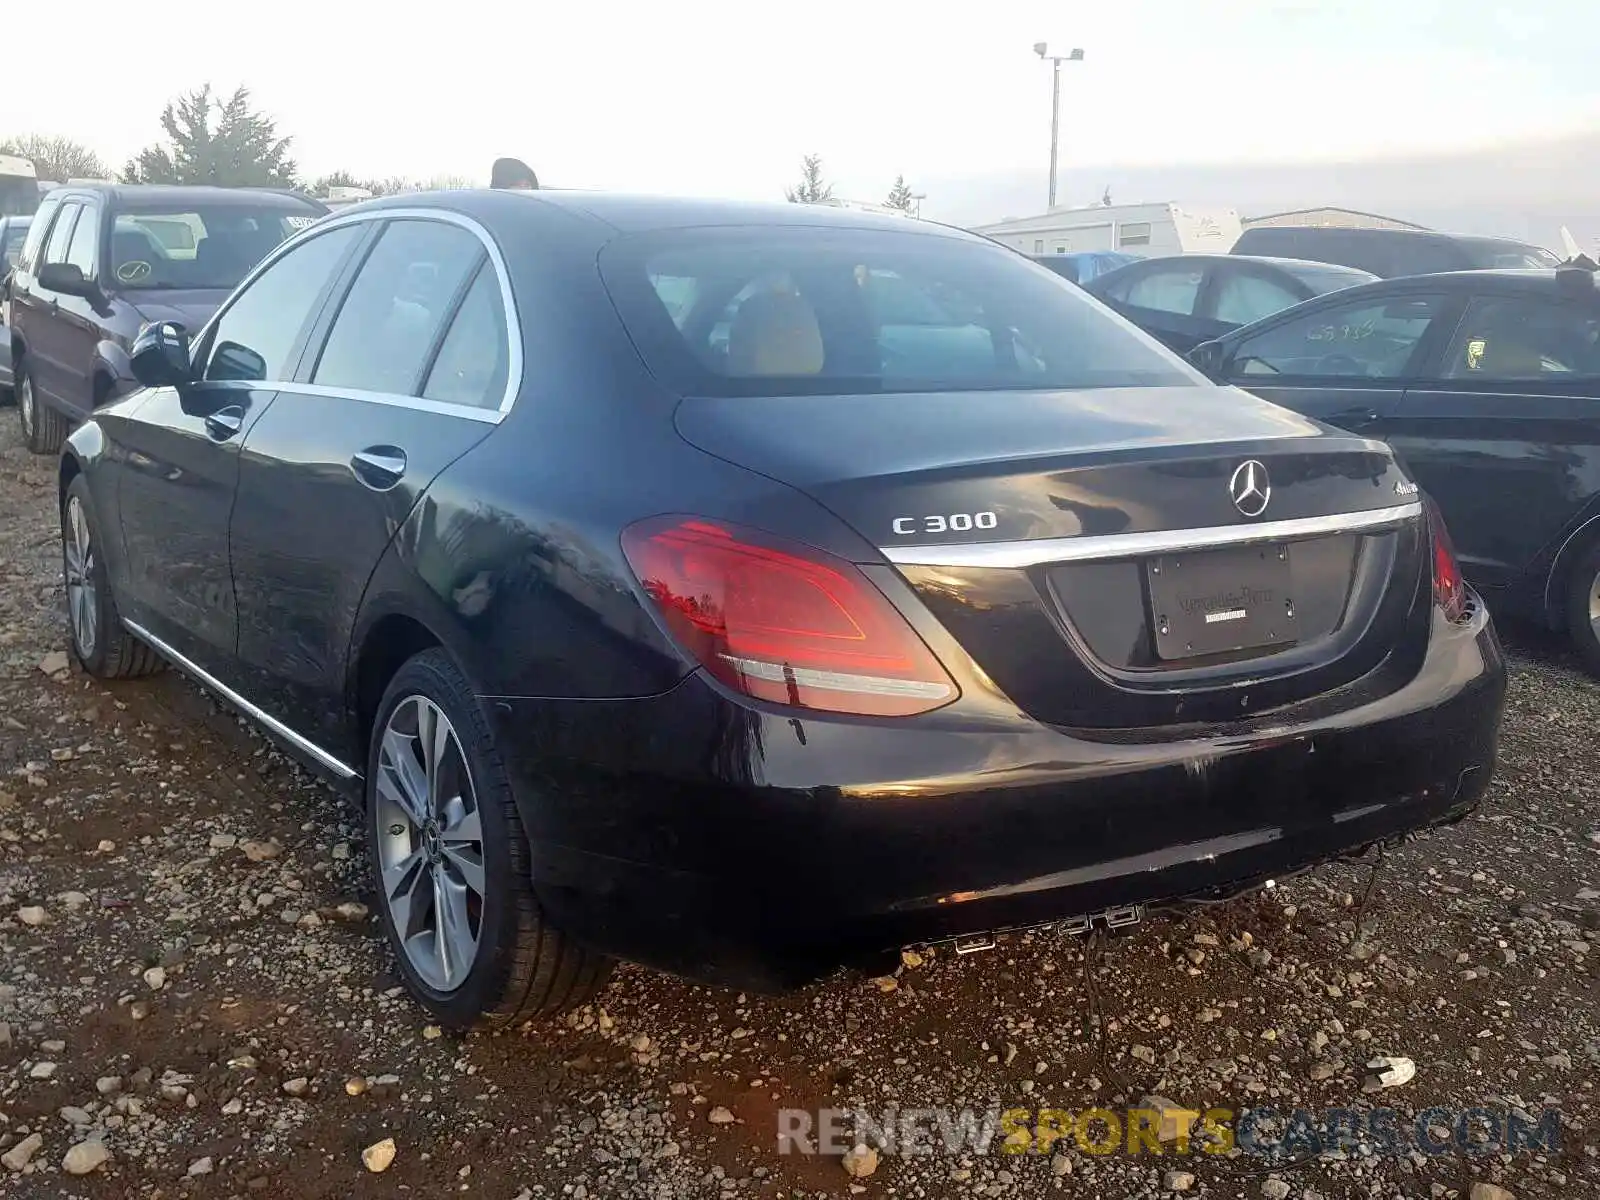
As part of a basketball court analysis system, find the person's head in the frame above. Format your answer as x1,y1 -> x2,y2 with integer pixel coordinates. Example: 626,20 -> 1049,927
490,158 -> 539,191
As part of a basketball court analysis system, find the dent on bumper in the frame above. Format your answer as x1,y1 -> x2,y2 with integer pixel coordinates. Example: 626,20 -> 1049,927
491,609 -> 1504,989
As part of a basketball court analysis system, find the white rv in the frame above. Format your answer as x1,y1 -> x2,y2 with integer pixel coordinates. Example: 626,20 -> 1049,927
971,201 -> 1242,258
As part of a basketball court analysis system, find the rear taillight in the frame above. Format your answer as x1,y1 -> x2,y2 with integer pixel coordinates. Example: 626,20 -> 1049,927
621,517 -> 957,717
1426,497 -> 1469,623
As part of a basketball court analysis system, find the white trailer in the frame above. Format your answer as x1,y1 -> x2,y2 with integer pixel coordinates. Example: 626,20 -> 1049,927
971,201 -> 1242,257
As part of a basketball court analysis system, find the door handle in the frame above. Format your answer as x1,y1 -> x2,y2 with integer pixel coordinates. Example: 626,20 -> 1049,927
204,406 -> 245,441
350,447 -> 407,491
1329,406 -> 1381,428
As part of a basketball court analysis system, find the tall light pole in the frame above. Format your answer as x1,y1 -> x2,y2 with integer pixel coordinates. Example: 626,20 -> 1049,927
1033,42 -> 1084,210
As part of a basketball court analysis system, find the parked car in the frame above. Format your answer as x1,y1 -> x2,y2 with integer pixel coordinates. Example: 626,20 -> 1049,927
59,191 -> 1504,1027
0,214 -> 29,402
6,184 -> 327,454
1083,253 -> 1376,353
1031,250 -> 1141,286
1231,225 -> 1560,278
1188,265 -> 1600,670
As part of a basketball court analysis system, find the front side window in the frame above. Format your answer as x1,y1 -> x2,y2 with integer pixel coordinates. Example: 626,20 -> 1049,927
312,219 -> 485,395
202,225 -> 361,383
64,207 -> 99,277
1443,295 -> 1600,381
43,203 -> 80,266
110,203 -> 321,291
607,227 -> 1198,396
1113,265 -> 1205,316
421,265 -> 510,409
1212,271 -> 1302,326
1228,294 -> 1443,379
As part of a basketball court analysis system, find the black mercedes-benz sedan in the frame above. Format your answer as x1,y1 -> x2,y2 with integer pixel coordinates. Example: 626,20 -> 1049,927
56,191 -> 1505,1028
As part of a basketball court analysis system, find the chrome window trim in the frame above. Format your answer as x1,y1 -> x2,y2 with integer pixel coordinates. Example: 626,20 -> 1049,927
124,619 -> 361,780
191,378 -> 503,424
880,502 -> 1423,569
191,206 -> 523,422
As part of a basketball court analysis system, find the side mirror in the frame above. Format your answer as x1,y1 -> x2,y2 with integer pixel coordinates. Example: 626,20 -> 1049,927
37,262 -> 96,298
130,322 -> 193,388
1187,340 -> 1226,378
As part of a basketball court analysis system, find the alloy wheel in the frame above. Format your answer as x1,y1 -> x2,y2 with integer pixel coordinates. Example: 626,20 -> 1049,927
63,495 -> 97,659
19,374 -> 34,438
374,696 -> 486,992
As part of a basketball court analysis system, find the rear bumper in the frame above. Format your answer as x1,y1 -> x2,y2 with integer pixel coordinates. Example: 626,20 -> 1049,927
490,602 -> 1505,990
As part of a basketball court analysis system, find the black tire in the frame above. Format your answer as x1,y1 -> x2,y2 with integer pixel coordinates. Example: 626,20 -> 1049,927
19,364 -> 68,456
1563,537 -> 1600,677
61,476 -> 166,679
365,649 -> 613,1029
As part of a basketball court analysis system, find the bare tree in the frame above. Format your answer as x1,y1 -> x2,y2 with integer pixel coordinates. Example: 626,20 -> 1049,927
0,133 -> 110,181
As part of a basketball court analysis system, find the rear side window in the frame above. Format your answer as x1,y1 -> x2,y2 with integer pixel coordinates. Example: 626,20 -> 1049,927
421,265 -> 510,409
1212,272 -> 1301,326
17,199 -> 57,270
1442,295 -> 1600,380
601,227 -> 1196,396
43,203 -> 80,266
1115,265 -> 1205,315
202,225 -> 361,383
313,219 -> 484,395
1228,294 -> 1444,379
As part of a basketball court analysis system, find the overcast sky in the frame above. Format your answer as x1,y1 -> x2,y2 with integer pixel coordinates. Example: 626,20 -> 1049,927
10,0 -> 1597,220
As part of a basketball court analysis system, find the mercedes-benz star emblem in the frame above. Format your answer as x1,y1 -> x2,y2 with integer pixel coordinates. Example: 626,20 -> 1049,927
1229,460 -> 1271,518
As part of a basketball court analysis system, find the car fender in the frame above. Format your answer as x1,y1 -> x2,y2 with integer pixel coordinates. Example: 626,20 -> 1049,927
93,337 -> 133,401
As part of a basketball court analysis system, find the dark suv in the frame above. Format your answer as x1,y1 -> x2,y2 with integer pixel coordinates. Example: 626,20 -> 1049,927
4,184 -> 326,453
1231,225 -> 1559,278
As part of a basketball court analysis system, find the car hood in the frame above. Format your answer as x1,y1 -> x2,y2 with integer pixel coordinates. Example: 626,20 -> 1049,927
125,289 -> 230,333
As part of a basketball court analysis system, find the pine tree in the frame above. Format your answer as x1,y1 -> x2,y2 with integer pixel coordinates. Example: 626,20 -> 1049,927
884,175 -> 915,212
123,86 -> 299,188
784,154 -> 834,204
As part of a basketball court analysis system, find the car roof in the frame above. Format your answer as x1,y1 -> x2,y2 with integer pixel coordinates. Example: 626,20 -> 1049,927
42,183 -> 326,211
1115,252 -> 1373,272
348,187 -> 977,241
1239,225 -> 1543,250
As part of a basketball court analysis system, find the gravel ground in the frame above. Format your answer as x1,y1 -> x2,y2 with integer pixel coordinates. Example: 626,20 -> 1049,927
0,410 -> 1596,1200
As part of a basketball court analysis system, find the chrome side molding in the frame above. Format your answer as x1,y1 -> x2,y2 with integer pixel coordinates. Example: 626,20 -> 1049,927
122,620 -> 361,781
881,502 -> 1423,569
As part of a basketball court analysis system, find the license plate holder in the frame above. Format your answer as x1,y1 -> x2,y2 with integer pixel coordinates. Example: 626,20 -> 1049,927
1147,542 -> 1297,660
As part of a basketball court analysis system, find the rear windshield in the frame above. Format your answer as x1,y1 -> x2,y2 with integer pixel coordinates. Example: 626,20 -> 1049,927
1279,261 -> 1377,295
1458,240 -> 1561,270
109,203 -> 321,290
599,226 -> 1198,397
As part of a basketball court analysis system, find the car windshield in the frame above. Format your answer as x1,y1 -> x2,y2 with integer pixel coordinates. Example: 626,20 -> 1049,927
1280,262 -> 1377,295
600,226 -> 1198,397
109,204 -> 321,290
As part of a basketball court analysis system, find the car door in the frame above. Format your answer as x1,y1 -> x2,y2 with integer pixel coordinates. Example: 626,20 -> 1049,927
1215,288 -> 1458,438
110,222 -> 365,675
1388,289 -> 1600,595
1092,259 -> 1223,353
16,199 -> 80,404
228,214 -> 512,751
52,197 -> 105,419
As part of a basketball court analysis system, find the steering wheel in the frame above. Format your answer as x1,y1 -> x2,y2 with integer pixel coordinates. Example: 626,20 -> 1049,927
1316,353 -> 1365,376
117,261 -> 152,284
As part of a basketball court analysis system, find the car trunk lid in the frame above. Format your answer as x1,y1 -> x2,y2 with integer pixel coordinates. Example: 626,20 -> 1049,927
675,386 -> 1431,729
